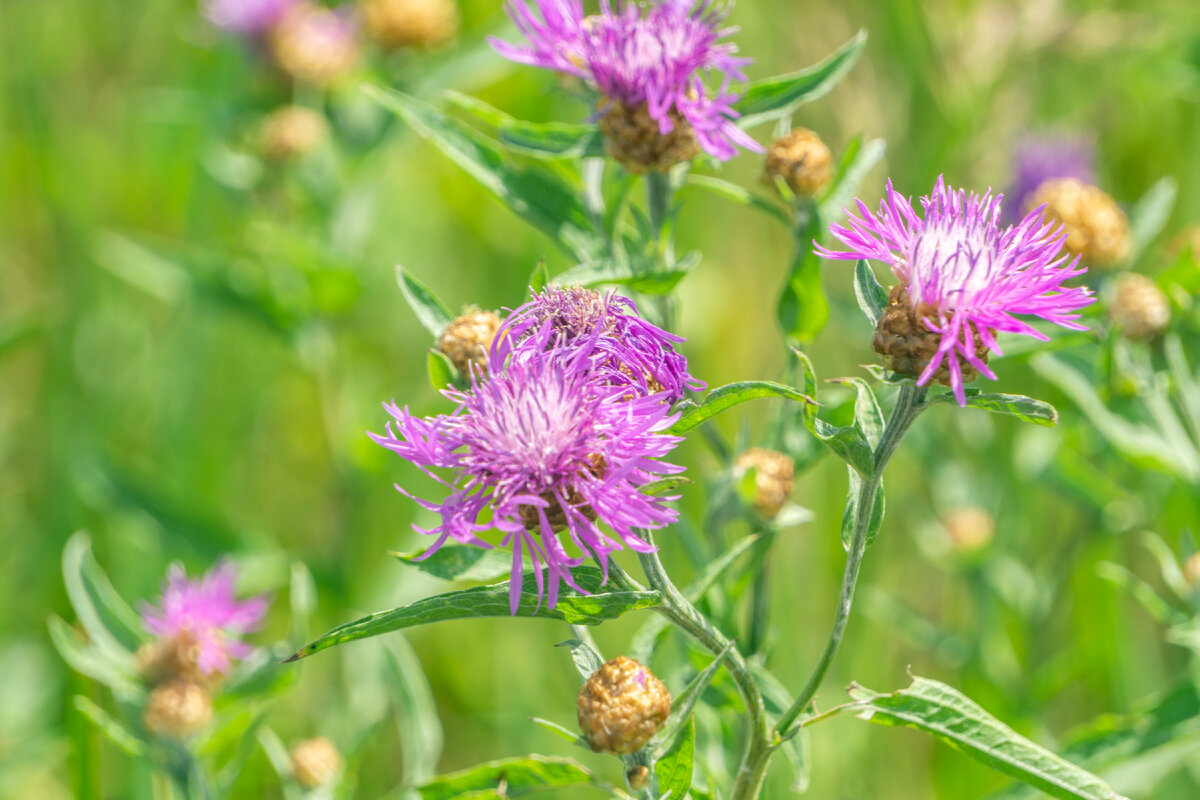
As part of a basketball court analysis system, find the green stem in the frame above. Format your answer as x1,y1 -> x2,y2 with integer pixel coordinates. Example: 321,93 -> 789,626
746,526 -> 775,655
643,172 -> 677,331
774,384 -> 926,736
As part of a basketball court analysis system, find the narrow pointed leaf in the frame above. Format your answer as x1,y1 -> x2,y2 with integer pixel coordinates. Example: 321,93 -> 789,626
553,251 -> 700,295
852,259 -> 888,326
396,265 -> 454,339
668,381 -> 816,435
1128,177 -> 1177,260
392,544 -> 513,583
62,532 -> 148,655
684,175 -> 791,225
830,377 -> 884,449
658,644 -> 733,749
654,718 -> 695,800
73,696 -> 146,757
417,756 -> 597,800
530,717 -> 590,748
735,31 -> 868,127
928,389 -> 1058,426
499,121 -> 605,159
819,138 -> 887,223
386,637 -> 444,788
556,638 -> 604,680
792,349 -> 876,475
840,467 -> 885,550
778,213 -> 829,343
428,349 -> 458,389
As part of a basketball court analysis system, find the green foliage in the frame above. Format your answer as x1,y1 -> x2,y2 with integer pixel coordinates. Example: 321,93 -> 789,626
668,381 -> 816,435
735,30 -> 869,127
416,756 -> 600,800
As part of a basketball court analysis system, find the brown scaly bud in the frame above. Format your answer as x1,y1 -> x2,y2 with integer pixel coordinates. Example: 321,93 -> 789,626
1183,553 -> 1200,588
577,656 -> 671,755
873,285 -> 989,385
258,106 -> 329,161
626,765 -> 651,791
437,309 -> 502,378
143,682 -> 213,740
733,448 -> 795,519
291,737 -> 344,789
941,506 -> 995,555
269,3 -> 360,87
597,99 -> 700,174
1109,273 -> 1170,341
136,633 -> 222,689
362,0 -> 458,49
762,128 -> 834,197
1027,178 -> 1131,267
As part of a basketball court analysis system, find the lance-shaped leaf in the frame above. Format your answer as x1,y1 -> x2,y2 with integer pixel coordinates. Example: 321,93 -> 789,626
393,544 -> 513,583
48,616 -> 141,697
556,638 -> 605,681
754,665 -> 812,793
396,266 -> 454,340
417,756 -> 599,800
683,174 -> 792,225
62,532 -> 148,657
852,259 -> 888,327
668,381 -> 815,435
654,718 -> 695,800
427,349 -> 458,390
928,389 -> 1058,426
818,137 -> 887,224
840,467 -> 885,550
657,644 -> 732,751
287,568 -> 661,661
368,86 -> 603,262
830,377 -> 884,449
792,350 -> 876,476
553,251 -> 700,295
735,30 -> 868,127
73,696 -> 145,757
530,717 -> 590,749
445,90 -> 606,160
639,476 -> 693,498
849,676 -> 1129,800
1127,177 -> 1177,261
387,637 -> 444,789
778,211 -> 829,344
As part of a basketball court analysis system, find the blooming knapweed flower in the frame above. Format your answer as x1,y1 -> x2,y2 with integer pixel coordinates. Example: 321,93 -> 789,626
494,286 -> 702,404
491,0 -> 762,170
141,562 -> 269,675
1004,135 -> 1095,223
371,326 -> 684,612
205,0 -> 296,34
817,176 -> 1095,404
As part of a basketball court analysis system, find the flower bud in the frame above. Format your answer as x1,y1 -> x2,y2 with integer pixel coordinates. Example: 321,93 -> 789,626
258,106 -> 329,161
143,682 -> 213,739
437,309 -> 502,378
1184,553 -> 1200,588
1028,178 -> 1130,267
733,448 -> 795,519
626,765 -> 650,791
941,506 -> 994,555
290,737 -> 344,789
874,285 -> 989,385
1109,273 -> 1169,340
269,3 -> 359,87
597,100 -> 700,174
762,128 -> 833,197
362,0 -> 457,49
577,656 -> 671,754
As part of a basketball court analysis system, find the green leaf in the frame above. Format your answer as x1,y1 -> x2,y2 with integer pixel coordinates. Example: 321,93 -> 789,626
530,717 -> 590,748
396,265 -> 454,339
830,377 -> 884,449
654,718 -> 695,800
840,467 -> 885,550
791,349 -> 876,476
62,532 -> 148,656
667,381 -> 816,435
444,90 -> 605,160
818,138 -> 887,223
73,695 -> 145,757
392,544 -> 513,583
386,637 -> 444,788
778,213 -> 829,343
369,86 -> 602,262
753,666 -> 811,793
553,251 -> 700,295
555,638 -> 604,681
288,568 -> 661,661
684,174 -> 791,226
852,259 -> 888,327
48,616 -> 141,697
417,756 -> 598,800
849,676 -> 1128,800
427,349 -> 458,389
639,476 -> 693,497
528,259 -> 550,294
928,390 -> 1058,426
1128,177 -> 1177,261
658,645 -> 732,751
735,31 -> 868,127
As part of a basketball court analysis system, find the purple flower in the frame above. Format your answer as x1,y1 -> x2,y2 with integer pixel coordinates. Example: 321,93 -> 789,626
493,286 -> 703,404
491,0 -> 762,162
371,325 -> 684,612
205,0 -> 297,34
141,562 -> 270,675
817,176 -> 1095,404
1004,135 -> 1095,224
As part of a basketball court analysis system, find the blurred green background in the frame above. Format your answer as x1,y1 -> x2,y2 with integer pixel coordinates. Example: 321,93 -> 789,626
4,0 -> 1200,797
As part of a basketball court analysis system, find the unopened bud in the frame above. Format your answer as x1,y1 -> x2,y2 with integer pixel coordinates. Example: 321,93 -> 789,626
941,506 -> 994,554
290,737 -> 344,789
137,633 -> 221,688
258,106 -> 329,161
269,3 -> 359,87
626,765 -> 650,791
437,310 -> 502,378
874,285 -> 988,385
363,0 -> 457,49
1109,273 -> 1169,340
1184,553 -> 1200,588
762,128 -> 833,197
597,100 -> 699,174
1028,178 -> 1130,267
143,682 -> 213,739
733,448 -> 795,519
577,656 -> 671,755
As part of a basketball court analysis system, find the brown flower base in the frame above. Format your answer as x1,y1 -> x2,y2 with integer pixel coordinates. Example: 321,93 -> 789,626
873,285 -> 988,386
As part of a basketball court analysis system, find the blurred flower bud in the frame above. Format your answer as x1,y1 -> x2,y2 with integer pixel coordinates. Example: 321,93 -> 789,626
941,506 -> 994,555
136,633 -> 222,688
577,656 -> 671,754
437,309 -> 502,378
874,285 -> 989,385
258,106 -> 329,161
597,99 -> 699,174
143,682 -> 213,739
1109,273 -> 1169,340
762,128 -> 833,197
269,3 -> 359,87
733,447 -> 795,519
290,737 -> 344,789
1184,553 -> 1200,588
626,765 -> 650,791
362,0 -> 457,49
1028,178 -> 1130,267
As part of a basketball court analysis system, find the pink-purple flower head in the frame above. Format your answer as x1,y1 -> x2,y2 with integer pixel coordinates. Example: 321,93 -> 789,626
491,0 -> 762,162
817,176 -> 1095,405
205,0 -> 296,34
1004,134 -> 1096,224
493,286 -> 703,404
141,562 -> 269,675
371,325 -> 684,612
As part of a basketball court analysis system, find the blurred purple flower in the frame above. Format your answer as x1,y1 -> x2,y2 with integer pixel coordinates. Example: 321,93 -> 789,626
141,562 -> 269,675
494,286 -> 703,404
371,325 -> 684,612
491,0 -> 762,162
1004,135 -> 1096,223
817,176 -> 1095,404
205,0 -> 296,34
